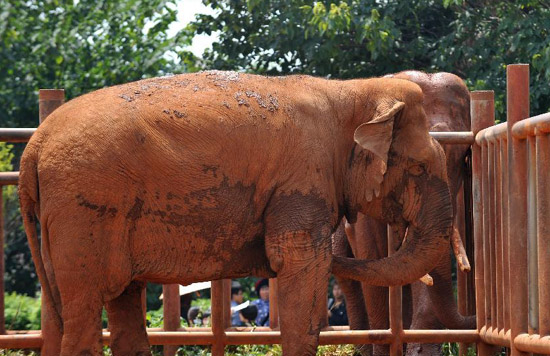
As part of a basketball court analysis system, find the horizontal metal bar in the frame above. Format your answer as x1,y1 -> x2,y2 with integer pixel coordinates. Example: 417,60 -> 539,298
0,172 -> 18,185
401,330 -> 479,344
0,329 -> 481,349
429,132 -> 475,144
0,129 -> 475,145
475,122 -> 508,145
0,334 -> 42,348
514,333 -> 550,354
512,112 -> 550,139
0,128 -> 36,142
478,326 -> 511,348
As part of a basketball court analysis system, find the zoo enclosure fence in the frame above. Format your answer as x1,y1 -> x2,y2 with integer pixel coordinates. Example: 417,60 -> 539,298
0,63 -> 547,356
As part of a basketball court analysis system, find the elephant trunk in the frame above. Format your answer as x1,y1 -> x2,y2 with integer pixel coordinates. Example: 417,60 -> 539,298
332,178 -> 453,286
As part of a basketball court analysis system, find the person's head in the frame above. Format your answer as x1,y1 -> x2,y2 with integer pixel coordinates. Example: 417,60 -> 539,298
187,306 -> 201,326
332,282 -> 343,301
239,304 -> 258,324
255,279 -> 269,301
231,281 -> 244,304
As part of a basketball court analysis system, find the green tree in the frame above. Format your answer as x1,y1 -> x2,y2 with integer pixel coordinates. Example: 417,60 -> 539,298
193,0 -> 550,116
0,0 -> 197,296
194,0 -> 455,77
0,0 -> 197,129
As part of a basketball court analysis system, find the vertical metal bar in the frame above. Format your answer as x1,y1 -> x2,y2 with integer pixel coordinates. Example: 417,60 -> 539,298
507,63 -> 529,356
471,90 -> 494,356
163,284 -> 181,356
0,191 -> 4,334
223,279 -> 232,330
38,89 -> 65,354
457,183 -> 467,309
501,138 -> 511,333
457,184 -> 469,356
269,278 -> 279,329
482,143 -> 491,330
142,287 -> 147,323
495,138 -> 503,333
211,280 -> 225,356
527,136 -> 539,335
388,226 -> 402,356
536,132 -> 550,336
39,89 -> 65,122
488,142 -> 497,331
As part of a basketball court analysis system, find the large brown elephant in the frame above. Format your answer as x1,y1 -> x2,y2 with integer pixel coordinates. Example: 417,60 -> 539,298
19,71 -> 453,356
333,71 -> 475,356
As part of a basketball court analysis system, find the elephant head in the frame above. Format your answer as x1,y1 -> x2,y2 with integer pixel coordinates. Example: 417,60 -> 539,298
333,79 -> 453,286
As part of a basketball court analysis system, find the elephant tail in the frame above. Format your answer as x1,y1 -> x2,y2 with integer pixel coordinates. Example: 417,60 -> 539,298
18,143 -> 64,332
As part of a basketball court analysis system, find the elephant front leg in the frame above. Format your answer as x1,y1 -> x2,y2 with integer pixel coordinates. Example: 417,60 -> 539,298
105,281 -> 151,356
266,229 -> 332,356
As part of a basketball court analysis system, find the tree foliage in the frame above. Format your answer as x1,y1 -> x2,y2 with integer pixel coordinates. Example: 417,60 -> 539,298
0,0 -> 195,296
0,0 -> 196,128
194,0 -> 550,117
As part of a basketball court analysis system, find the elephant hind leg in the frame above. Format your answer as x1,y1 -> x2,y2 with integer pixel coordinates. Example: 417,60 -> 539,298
106,280 -> 151,356
57,282 -> 104,356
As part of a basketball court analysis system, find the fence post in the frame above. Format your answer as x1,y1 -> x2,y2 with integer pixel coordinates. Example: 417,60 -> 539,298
388,227 -> 402,356
470,90 -> 494,356
536,122 -> 550,337
38,89 -> 65,355
269,278 -> 279,329
0,190 -> 4,335
506,64 -> 529,356
211,279 -> 226,356
163,284 -> 181,356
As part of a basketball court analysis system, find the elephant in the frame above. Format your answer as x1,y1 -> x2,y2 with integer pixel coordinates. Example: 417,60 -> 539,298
19,70 -> 453,356
332,71 -> 476,356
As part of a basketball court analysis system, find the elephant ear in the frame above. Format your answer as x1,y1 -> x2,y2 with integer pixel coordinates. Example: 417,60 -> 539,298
353,101 -> 405,196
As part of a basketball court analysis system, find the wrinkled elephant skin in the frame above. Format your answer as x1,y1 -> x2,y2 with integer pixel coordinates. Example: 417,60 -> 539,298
333,71 -> 476,356
19,71 -> 453,356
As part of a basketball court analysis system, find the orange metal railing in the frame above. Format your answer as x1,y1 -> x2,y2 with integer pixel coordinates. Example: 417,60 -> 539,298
0,63 -> 548,355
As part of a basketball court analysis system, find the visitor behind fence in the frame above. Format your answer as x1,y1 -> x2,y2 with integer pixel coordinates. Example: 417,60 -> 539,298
230,280 -> 245,326
328,281 -> 348,326
252,278 -> 270,326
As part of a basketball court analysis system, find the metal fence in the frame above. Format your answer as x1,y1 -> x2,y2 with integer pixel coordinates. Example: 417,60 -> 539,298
0,63 -> 547,355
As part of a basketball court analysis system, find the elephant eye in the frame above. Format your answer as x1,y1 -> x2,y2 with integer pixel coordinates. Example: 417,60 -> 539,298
409,164 -> 425,176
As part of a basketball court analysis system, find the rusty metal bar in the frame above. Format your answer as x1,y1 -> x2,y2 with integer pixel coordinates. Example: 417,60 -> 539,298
456,183 -> 468,356
488,141 -> 497,331
507,63 -> 530,356
387,226 -> 403,356
210,280 -> 226,355
527,136 -> 539,335
514,333 -> 550,354
163,284 -> 181,356
430,131 -> 475,144
269,278 -> 279,329
0,192 -> 4,335
476,122 -> 508,144
536,132 -> 550,336
512,112 -> 550,139
478,326 -> 511,347
223,279 -> 232,329
38,89 -> 65,122
471,90 -> 495,356
500,137 -> 511,333
481,144 -> 493,327
0,328 -> 483,349
0,172 -> 18,185
0,128 -> 36,142
38,89 -> 65,354
494,138 -> 503,333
